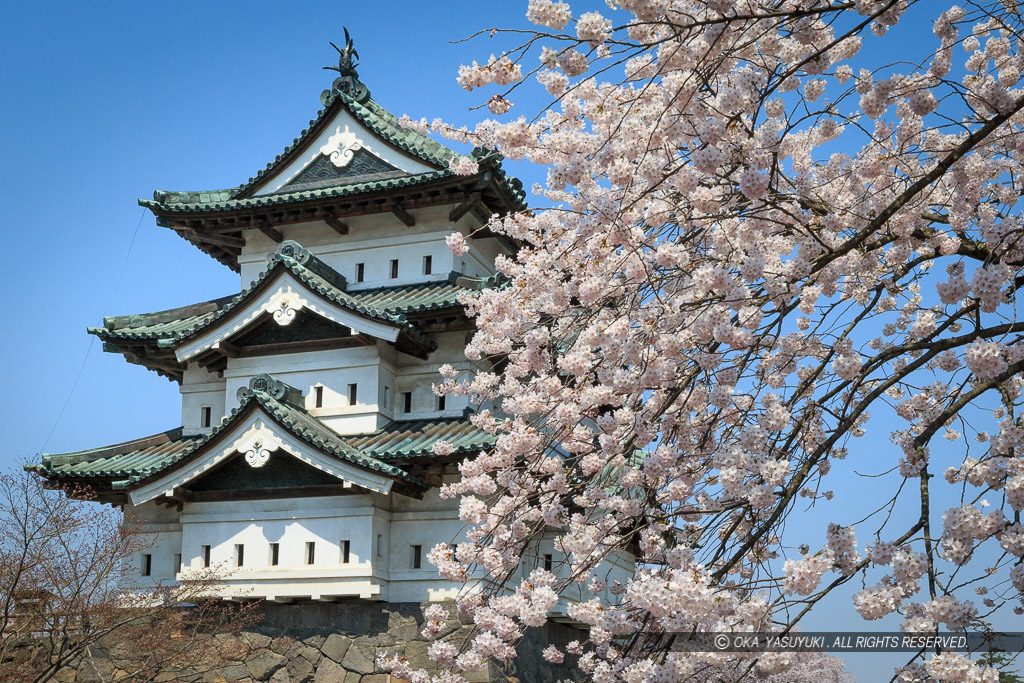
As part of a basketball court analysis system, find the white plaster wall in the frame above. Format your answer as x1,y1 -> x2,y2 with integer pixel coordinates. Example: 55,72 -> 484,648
123,478 -> 634,605
237,205 -> 508,287
180,365 -> 226,435
131,525 -> 182,588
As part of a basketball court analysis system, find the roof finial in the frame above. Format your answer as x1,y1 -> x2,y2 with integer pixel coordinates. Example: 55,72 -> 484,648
324,27 -> 359,78
321,28 -> 370,104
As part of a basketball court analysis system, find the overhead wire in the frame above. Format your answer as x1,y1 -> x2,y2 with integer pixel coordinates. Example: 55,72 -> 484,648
37,207 -> 147,455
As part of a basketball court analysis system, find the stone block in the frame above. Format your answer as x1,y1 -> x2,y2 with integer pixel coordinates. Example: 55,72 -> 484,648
388,621 -> 420,641
299,645 -> 322,665
222,663 -> 250,681
269,668 -> 292,683
320,633 -> 351,663
312,657 -> 345,683
246,651 -> 287,681
341,644 -> 375,674
404,640 -> 431,670
302,634 -> 326,649
270,636 -> 302,657
241,631 -> 274,649
286,654 -> 315,683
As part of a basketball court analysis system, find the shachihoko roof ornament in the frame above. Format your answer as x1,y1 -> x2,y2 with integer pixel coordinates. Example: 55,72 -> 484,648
323,28 -> 369,104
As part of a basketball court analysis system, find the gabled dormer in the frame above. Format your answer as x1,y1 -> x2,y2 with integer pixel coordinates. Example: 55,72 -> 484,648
138,38 -> 523,279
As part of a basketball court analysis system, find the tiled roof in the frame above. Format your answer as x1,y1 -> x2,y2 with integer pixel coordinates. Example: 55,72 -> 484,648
27,429 -> 201,480
143,169 -> 450,214
29,376 -> 428,490
347,416 -> 496,459
141,88 -> 526,214
233,90 -> 461,197
90,242 -> 475,352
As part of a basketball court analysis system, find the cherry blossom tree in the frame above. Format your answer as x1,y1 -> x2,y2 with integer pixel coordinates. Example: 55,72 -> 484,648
0,469 -> 258,682
386,1 -> 1024,681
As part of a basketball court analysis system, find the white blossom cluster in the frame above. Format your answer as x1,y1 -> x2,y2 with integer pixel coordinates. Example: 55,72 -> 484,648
379,1 -> 1024,680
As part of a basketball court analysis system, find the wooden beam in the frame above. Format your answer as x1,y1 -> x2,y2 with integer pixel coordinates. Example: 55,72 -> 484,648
389,200 -> 415,227
175,228 -> 245,248
322,212 -> 349,236
449,192 -> 482,222
215,340 -> 240,358
257,222 -> 284,243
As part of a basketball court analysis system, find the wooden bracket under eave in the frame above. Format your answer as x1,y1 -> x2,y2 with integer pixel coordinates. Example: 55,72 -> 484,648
389,200 -> 415,227
323,211 -> 350,236
257,221 -> 284,243
174,227 -> 245,249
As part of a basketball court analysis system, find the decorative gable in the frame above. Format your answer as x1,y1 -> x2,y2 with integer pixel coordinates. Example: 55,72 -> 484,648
278,146 -> 402,194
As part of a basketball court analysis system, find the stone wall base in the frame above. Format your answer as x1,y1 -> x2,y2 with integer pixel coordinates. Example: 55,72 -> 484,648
58,600 -> 584,683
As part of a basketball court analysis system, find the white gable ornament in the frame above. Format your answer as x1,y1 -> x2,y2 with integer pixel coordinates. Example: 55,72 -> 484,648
230,423 -> 282,469
320,125 -> 364,168
263,288 -> 306,326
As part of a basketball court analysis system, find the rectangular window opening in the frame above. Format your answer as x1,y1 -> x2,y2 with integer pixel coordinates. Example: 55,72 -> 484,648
174,553 -> 182,574
403,391 -> 412,413
202,545 -> 211,568
376,534 -> 385,557
314,385 -> 324,409
356,263 -> 365,283
235,544 -> 244,568
437,395 -> 446,411
348,383 -> 357,406
544,553 -> 553,572
390,259 -> 399,279
423,255 -> 432,275
200,406 -> 212,428
269,543 -> 280,567
383,386 -> 390,409
341,540 -> 351,564
306,541 -> 316,565
141,554 -> 152,577
412,545 -> 422,569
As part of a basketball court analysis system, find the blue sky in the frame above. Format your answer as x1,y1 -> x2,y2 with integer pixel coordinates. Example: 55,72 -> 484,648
0,1 -> 545,462
3,3 -> 1019,681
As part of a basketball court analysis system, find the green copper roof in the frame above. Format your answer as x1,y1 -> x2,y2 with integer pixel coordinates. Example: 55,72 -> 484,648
141,77 -> 525,215
30,376 -> 426,491
91,242 -> 470,353
27,429 -> 201,480
347,416 -> 496,460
